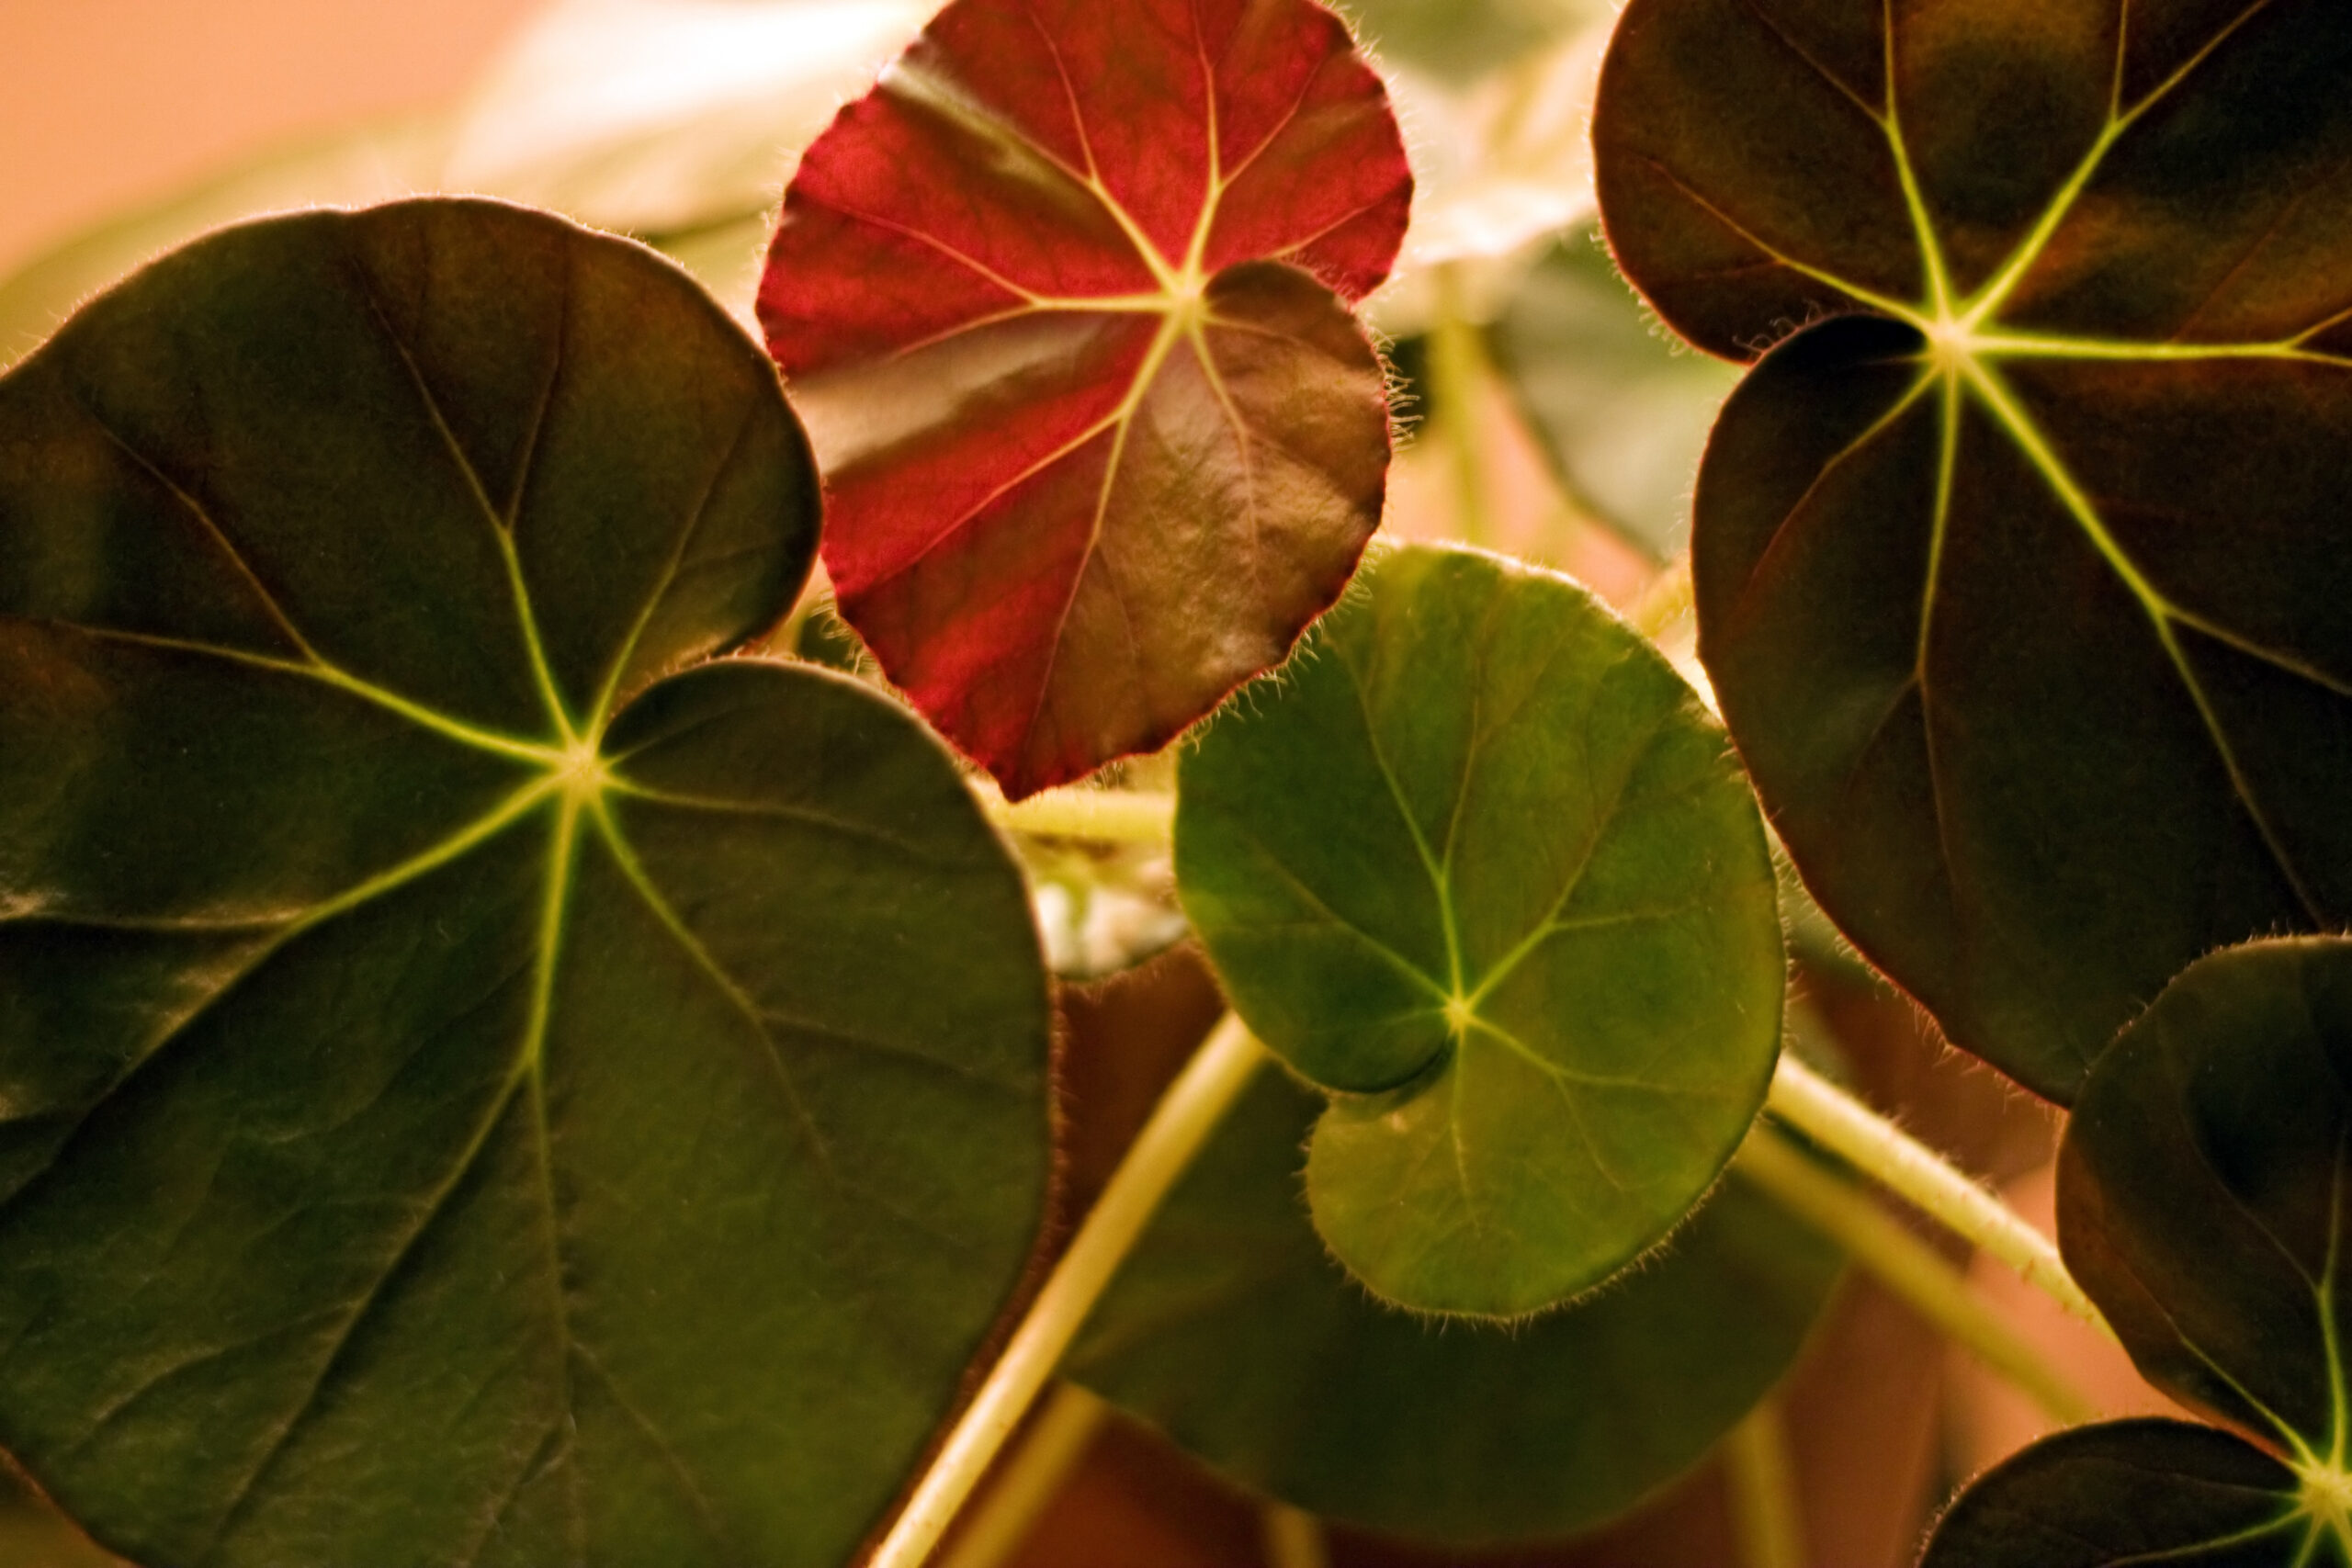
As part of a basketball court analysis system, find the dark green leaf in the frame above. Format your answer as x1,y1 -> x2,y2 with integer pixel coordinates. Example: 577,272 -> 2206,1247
1924,937 -> 2352,1565
1487,225 -> 1742,558
0,200 -> 1051,1568
1921,1420 -> 2314,1568
2061,937 -> 2352,1472
1068,1068 -> 1842,1546
1595,0 -> 2352,1101
1175,543 -> 1782,1317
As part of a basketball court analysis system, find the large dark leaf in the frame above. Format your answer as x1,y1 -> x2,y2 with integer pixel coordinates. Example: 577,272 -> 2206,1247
1921,1419 -> 2313,1567
1068,1069 -> 1841,1546
1594,0 -> 2352,1101
1175,544 -> 1783,1316
1922,938 -> 2352,1564
759,0 -> 1411,799
0,200 -> 1051,1568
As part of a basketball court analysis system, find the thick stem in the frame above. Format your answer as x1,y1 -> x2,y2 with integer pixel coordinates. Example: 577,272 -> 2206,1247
1766,1055 -> 2112,1338
973,780 -> 1177,846
1724,1399 -> 1806,1568
1735,1123 -> 2099,1427
869,1014 -> 1268,1568
935,1382 -> 1109,1568
1260,1502 -> 1330,1568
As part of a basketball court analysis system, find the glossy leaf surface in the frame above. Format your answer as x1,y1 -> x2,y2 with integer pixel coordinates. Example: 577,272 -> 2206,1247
1176,544 -> 1783,1316
1921,1420 -> 2314,1568
1068,1069 -> 1842,1544
0,201 -> 1051,1568
1489,225 -> 1742,558
1596,0 -> 2352,1100
759,0 -> 1410,798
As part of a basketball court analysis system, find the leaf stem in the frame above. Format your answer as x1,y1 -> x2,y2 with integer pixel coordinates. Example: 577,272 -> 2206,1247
1428,263 -> 1500,550
936,1382 -> 1110,1568
973,781 -> 1178,845
1734,1124 -> 2099,1427
867,1013 -> 1268,1568
1724,1398 -> 1806,1568
1765,1055 -> 2112,1338
1260,1500 -> 1330,1568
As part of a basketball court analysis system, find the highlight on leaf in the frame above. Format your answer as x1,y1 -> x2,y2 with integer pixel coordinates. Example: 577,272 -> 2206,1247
759,0 -> 1413,799
1595,0 -> 2352,1101
1174,543 -> 1784,1318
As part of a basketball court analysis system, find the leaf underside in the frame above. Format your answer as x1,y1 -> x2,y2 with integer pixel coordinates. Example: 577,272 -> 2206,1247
0,200 -> 1052,1568
1175,544 -> 1784,1318
759,0 -> 1412,799
1068,1069 -> 1842,1546
1595,0 -> 2352,1101
1926,938 -> 2352,1564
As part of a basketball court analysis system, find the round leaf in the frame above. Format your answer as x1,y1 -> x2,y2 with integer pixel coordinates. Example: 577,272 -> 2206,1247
2061,938 -> 2352,1479
1922,1419 -> 2315,1568
1176,544 -> 1783,1317
1596,0 -> 2352,1101
1067,1068 -> 1842,1546
1488,225 -> 1742,558
759,0 -> 1412,799
0,200 -> 1051,1568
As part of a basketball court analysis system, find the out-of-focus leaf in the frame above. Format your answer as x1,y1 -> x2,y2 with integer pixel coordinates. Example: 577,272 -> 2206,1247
1069,1069 -> 1841,1546
0,200 -> 1050,1568
1023,841 -> 1189,980
0,116 -> 456,371
1595,0 -> 2352,1102
1922,937 -> 2352,1565
444,0 -> 937,233
1487,225 -> 1742,558
760,0 -> 1412,799
0,1 -> 933,363
1343,0 -> 1602,84
1176,544 -> 1782,1317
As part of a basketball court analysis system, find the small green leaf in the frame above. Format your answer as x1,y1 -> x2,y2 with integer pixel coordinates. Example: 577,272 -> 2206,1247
1176,543 -> 1783,1317
0,200 -> 1051,1568
1921,1419 -> 2314,1568
1068,1068 -> 1841,1546
1595,0 -> 2352,1102
1487,226 -> 1742,558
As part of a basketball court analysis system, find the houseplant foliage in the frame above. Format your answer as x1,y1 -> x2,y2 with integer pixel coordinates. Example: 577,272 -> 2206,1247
757,0 -> 1413,799
1924,938 -> 2352,1564
11,0 -> 2352,1562
0,200 -> 1050,1567
1175,543 -> 1784,1317
1593,0 -> 2352,1104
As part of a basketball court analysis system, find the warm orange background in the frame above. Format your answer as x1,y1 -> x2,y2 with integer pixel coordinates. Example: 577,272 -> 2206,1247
0,0 -> 545,276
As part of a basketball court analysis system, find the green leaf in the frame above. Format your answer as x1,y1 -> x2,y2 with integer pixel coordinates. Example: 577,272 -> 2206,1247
1487,226 -> 1743,558
1921,1419 -> 2315,1568
1068,1068 -> 1842,1546
0,200 -> 1051,1568
1594,0 -> 2352,1101
1175,543 -> 1783,1317
1924,937 -> 2352,1565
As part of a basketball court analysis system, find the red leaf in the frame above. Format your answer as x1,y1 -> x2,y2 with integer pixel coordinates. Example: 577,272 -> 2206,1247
760,0 -> 1410,797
